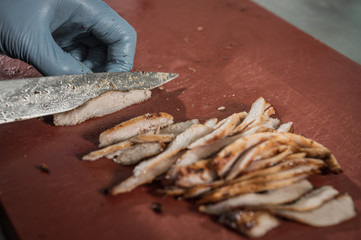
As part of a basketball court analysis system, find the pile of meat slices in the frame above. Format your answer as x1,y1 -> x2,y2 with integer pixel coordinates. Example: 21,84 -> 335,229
83,97 -> 356,238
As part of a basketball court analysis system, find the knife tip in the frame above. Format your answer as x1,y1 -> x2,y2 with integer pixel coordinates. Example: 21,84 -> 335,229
169,73 -> 179,78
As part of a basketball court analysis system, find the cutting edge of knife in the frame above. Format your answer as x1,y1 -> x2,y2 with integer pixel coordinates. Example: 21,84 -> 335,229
148,72 -> 179,89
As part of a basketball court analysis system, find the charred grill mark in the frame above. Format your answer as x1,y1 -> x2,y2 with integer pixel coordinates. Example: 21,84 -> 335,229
244,219 -> 256,230
222,191 -> 230,198
319,166 -> 331,174
219,210 -> 271,236
324,154 -> 343,174
215,151 -> 236,171
204,135 -> 223,145
224,152 -> 233,160
219,213 -> 237,225
256,190 -> 268,194
110,122 -> 124,131
145,113 -> 155,119
194,168 -> 205,173
289,125 -> 294,133
178,165 -> 205,176
145,112 -> 162,119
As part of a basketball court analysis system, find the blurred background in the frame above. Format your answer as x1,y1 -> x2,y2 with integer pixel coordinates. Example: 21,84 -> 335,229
252,0 -> 361,65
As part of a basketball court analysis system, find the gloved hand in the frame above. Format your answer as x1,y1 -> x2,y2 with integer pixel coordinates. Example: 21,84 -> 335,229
0,0 -> 136,76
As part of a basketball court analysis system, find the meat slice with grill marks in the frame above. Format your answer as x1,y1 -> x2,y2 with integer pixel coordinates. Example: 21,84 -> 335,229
213,132 -> 276,177
196,159 -> 325,204
199,180 -> 313,215
270,185 -> 339,212
54,90 -> 151,126
129,134 -> 175,144
218,210 -> 280,238
99,112 -> 174,147
231,97 -> 267,134
274,194 -> 356,227
188,112 -> 245,149
159,119 -> 200,135
110,124 -> 214,194
164,133 -> 244,183
198,174 -> 312,204
82,140 -> 133,161
176,159 -> 217,187
113,142 -> 166,165
225,138 -> 288,180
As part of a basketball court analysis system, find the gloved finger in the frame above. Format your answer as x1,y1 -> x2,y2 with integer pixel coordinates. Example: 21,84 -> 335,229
54,27 -> 99,49
53,28 -> 95,62
75,1 -> 136,72
65,44 -> 88,62
29,31 -> 92,76
53,25 -> 105,67
82,44 -> 107,72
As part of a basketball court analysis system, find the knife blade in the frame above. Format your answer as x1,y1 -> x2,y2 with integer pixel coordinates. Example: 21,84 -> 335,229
0,71 -> 178,124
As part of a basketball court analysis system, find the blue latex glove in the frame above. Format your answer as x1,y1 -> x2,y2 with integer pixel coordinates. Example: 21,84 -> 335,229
0,0 -> 136,76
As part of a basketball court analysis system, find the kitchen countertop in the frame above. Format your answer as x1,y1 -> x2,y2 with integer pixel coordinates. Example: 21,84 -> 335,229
0,0 -> 360,239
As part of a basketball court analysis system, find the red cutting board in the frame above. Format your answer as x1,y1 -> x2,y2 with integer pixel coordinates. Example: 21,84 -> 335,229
0,0 -> 360,239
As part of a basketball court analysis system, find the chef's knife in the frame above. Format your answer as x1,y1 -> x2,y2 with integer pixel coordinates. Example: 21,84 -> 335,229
0,71 -> 178,124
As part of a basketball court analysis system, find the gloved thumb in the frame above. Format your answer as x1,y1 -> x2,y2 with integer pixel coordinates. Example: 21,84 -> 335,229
28,31 -> 92,76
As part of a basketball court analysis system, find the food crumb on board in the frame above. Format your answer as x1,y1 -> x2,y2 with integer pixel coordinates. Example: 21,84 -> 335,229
34,163 -> 50,174
226,43 -> 234,50
102,188 -> 110,195
188,66 -> 197,73
197,26 -> 204,31
217,106 -> 226,111
151,202 -> 163,213
158,85 -> 164,90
